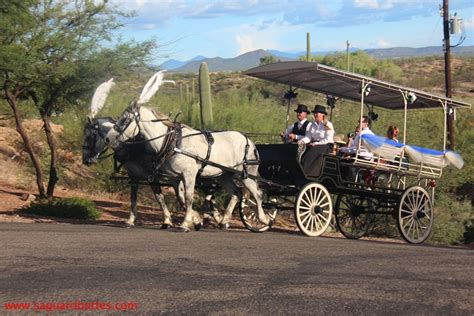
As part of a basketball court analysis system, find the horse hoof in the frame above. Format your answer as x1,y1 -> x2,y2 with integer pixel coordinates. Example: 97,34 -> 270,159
194,221 -> 203,231
125,223 -> 135,228
267,217 -> 275,228
202,217 -> 212,228
161,224 -> 171,230
174,226 -> 191,233
219,223 -> 229,230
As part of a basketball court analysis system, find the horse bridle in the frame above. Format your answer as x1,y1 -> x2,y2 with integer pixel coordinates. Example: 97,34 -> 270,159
83,118 -> 114,162
114,103 -> 141,135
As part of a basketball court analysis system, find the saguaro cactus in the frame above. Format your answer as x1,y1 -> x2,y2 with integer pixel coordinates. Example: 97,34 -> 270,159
306,32 -> 311,62
199,62 -> 213,128
185,83 -> 190,103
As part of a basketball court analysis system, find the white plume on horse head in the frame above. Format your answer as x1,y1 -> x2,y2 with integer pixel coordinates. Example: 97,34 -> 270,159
137,70 -> 176,105
90,78 -> 115,118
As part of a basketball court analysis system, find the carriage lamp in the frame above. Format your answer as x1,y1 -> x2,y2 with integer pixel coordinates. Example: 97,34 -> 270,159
326,95 -> 337,108
368,111 -> 378,122
407,92 -> 417,104
359,84 -> 371,96
429,180 -> 436,188
284,88 -> 298,100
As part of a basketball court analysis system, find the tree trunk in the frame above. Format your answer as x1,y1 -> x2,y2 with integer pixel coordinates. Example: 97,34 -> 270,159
4,88 -> 46,199
41,114 -> 59,200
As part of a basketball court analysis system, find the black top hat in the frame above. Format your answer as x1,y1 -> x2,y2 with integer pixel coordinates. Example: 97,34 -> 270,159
312,105 -> 328,115
294,104 -> 309,113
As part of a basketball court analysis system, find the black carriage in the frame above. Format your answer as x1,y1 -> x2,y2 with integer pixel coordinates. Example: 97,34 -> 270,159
239,61 -> 470,244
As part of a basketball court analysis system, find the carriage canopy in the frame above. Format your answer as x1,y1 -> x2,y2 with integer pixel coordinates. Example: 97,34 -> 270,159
243,61 -> 471,110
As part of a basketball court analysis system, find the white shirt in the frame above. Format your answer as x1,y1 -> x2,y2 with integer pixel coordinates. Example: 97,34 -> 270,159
301,121 -> 335,145
340,127 -> 374,159
283,119 -> 309,142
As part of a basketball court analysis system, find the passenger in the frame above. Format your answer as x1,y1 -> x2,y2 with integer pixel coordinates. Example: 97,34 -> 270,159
339,115 -> 374,160
300,105 -> 335,147
281,104 -> 310,144
387,125 -> 400,142
298,105 -> 335,177
387,125 -> 408,168
345,126 -> 359,147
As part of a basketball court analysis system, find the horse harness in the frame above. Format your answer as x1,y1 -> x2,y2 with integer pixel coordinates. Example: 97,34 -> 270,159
112,105 -> 258,181
196,130 -> 214,178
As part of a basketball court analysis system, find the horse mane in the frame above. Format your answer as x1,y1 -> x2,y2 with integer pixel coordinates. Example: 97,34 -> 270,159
149,107 -> 193,130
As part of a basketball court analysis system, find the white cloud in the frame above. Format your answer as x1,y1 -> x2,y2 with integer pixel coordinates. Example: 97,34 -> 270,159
112,0 -> 473,31
135,0 -> 146,8
463,15 -> 474,28
231,22 -> 296,55
354,0 -> 380,9
376,38 -> 392,48
235,34 -> 257,54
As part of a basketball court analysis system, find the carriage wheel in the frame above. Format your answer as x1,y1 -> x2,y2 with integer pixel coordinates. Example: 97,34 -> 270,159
397,186 -> 433,244
239,192 -> 277,233
335,195 -> 375,239
295,183 -> 333,237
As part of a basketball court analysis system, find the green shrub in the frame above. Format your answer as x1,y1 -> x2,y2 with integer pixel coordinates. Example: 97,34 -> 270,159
22,197 -> 101,220
428,194 -> 473,245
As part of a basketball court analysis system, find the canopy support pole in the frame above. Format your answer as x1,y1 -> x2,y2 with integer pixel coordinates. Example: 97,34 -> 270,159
440,99 -> 448,152
358,80 -> 371,152
398,90 -> 408,145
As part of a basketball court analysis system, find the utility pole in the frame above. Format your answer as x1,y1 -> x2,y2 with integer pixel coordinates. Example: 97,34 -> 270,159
346,40 -> 350,71
443,0 -> 455,149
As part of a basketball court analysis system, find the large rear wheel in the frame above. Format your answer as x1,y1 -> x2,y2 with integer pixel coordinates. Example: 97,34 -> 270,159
295,183 -> 333,237
335,195 -> 375,239
397,186 -> 433,244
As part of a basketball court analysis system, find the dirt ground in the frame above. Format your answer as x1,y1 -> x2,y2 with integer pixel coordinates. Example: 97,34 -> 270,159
0,180 -> 302,234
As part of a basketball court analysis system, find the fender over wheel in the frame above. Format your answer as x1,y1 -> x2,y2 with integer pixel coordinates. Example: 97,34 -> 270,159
295,182 -> 333,237
239,192 -> 277,233
335,195 -> 375,239
398,186 -> 433,244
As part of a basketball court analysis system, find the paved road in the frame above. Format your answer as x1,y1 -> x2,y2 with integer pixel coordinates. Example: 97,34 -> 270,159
1,223 -> 473,314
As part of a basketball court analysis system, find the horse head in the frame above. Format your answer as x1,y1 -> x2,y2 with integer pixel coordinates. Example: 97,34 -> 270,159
82,116 -> 115,165
104,100 -> 142,149
104,70 -> 175,150
83,77 -> 117,165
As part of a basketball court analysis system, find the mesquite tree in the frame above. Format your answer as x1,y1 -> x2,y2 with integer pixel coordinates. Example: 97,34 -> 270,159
0,0 -> 156,199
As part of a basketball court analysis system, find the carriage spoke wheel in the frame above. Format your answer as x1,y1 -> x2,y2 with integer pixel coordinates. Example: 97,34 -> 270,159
295,183 -> 333,237
335,195 -> 375,239
397,186 -> 433,244
239,192 -> 277,233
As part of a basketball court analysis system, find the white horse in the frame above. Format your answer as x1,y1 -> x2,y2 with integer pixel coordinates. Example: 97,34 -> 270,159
82,116 -> 185,227
105,104 -> 272,231
82,77 -> 186,228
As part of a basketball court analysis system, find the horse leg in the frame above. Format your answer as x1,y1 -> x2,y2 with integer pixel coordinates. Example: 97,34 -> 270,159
179,173 -> 202,232
173,180 -> 186,209
150,185 -> 173,229
126,183 -> 139,227
216,175 -> 242,230
201,194 -> 222,226
241,178 -> 272,226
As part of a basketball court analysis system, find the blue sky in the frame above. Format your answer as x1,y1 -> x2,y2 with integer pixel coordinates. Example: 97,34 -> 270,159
111,0 -> 474,63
